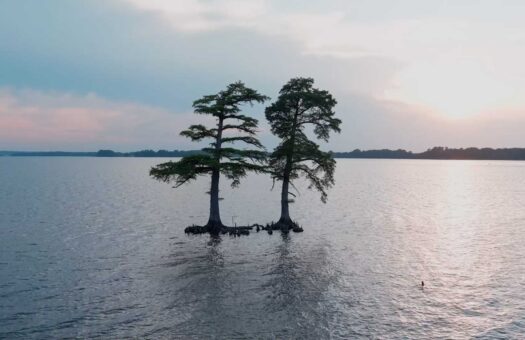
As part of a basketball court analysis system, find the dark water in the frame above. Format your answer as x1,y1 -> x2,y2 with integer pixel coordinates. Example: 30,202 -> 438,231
1,158 -> 525,339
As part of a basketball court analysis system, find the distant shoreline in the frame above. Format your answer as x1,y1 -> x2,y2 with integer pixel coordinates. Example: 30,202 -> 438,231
2,147 -> 525,160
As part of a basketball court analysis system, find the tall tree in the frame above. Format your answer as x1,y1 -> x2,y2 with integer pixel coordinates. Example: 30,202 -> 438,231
150,82 -> 269,235
265,77 -> 341,231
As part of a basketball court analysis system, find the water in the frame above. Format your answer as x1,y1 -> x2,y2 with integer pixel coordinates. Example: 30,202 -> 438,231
1,158 -> 525,339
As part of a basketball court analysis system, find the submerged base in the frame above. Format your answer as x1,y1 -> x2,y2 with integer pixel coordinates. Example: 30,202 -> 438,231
264,219 -> 304,233
184,220 -> 304,236
184,223 -> 260,236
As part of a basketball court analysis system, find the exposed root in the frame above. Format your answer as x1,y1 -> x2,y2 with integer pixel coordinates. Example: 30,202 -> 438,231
183,221 -> 304,236
184,223 -> 262,236
184,225 -> 209,234
264,219 -> 304,233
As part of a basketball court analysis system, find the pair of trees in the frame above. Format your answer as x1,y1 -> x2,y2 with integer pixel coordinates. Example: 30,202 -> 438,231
150,78 -> 341,235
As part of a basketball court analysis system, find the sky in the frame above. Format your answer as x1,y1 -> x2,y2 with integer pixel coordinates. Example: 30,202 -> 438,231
1,0 -> 524,152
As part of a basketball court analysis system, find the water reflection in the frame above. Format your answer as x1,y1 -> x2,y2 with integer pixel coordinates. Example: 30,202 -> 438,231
2,158 -> 525,338
151,233 -> 344,338
260,236 -> 337,338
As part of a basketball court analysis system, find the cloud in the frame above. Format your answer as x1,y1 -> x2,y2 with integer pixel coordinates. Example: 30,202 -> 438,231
124,0 -> 525,117
1,0 -> 525,151
122,0 -> 525,60
2,87 -> 524,153
0,0 -> 402,112
124,0 -> 268,32
0,88 -> 205,151
331,95 -> 525,152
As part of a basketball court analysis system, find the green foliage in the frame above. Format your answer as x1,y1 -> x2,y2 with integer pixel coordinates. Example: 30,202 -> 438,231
266,77 -> 341,203
150,81 -> 269,188
150,154 -> 216,187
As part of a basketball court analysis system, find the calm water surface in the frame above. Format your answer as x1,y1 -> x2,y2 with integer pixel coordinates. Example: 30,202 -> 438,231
1,158 -> 525,339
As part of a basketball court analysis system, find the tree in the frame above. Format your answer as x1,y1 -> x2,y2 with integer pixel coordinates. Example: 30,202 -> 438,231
265,77 -> 341,231
150,82 -> 269,235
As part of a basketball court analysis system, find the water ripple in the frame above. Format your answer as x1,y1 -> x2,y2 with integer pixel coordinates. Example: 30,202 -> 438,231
1,158 -> 525,338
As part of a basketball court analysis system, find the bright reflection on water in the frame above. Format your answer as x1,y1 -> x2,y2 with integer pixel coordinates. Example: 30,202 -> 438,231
1,158 -> 525,338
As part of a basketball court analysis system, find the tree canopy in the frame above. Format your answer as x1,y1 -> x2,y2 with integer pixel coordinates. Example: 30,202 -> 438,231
265,77 -> 341,230
150,81 -> 269,233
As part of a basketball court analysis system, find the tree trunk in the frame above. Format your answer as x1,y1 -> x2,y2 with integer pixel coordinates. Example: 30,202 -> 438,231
207,168 -> 222,234
207,116 -> 224,234
279,175 -> 291,225
277,107 -> 299,231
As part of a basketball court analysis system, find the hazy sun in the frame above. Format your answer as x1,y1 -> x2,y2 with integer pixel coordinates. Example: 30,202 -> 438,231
385,59 -> 521,119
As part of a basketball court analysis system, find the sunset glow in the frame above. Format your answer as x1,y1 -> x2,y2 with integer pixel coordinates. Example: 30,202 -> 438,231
386,59 -> 524,119
1,0 -> 524,150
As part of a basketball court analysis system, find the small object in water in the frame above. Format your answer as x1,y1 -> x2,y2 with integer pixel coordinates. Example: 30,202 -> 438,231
421,281 -> 424,287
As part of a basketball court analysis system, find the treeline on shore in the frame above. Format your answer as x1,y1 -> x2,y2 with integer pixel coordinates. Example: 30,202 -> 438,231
3,147 -> 525,160
337,147 -> 525,160
1,150 -> 199,157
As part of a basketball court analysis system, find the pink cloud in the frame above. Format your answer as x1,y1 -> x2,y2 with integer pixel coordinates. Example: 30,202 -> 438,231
0,88 -> 206,150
